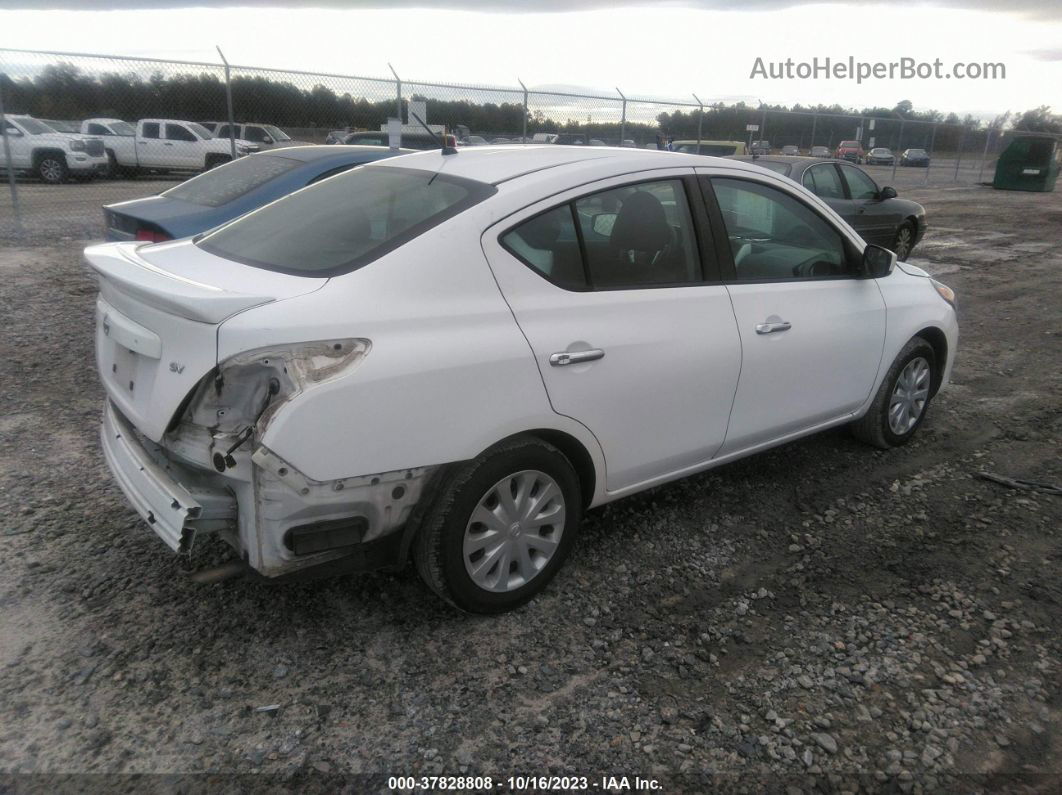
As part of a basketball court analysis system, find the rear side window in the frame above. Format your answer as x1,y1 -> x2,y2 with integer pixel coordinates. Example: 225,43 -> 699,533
501,178 -> 706,290
839,164 -> 879,200
199,166 -> 495,276
803,164 -> 845,199
162,154 -> 300,207
141,122 -> 160,139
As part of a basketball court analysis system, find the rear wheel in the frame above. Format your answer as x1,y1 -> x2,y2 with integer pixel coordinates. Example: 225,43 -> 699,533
892,221 -> 915,261
851,337 -> 936,449
105,150 -> 119,179
36,154 -> 68,184
413,436 -> 581,613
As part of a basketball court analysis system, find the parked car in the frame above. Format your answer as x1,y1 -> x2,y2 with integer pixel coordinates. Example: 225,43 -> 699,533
204,122 -> 310,150
102,145 -> 411,243
835,140 -> 865,163
325,129 -> 350,145
588,138 -> 608,147
866,147 -> 896,166
87,147 -> 956,612
491,137 -> 511,145
531,133 -> 559,144
810,145 -> 832,158
1,115 -> 108,183
82,118 -> 258,177
461,135 -> 490,146
620,139 -> 636,148
342,130 -> 457,150
736,155 -> 926,260
750,140 -> 771,155
553,133 -> 587,145
901,148 -> 931,167
781,145 -> 800,156
671,140 -> 747,156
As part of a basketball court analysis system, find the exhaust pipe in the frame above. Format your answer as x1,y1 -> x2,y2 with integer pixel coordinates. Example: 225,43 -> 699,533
189,560 -> 249,584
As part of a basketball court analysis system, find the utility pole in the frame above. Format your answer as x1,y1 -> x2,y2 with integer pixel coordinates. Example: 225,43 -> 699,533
216,46 -> 236,159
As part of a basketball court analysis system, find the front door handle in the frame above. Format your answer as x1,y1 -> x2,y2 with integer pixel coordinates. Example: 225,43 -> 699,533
549,349 -> 605,366
755,321 -> 792,335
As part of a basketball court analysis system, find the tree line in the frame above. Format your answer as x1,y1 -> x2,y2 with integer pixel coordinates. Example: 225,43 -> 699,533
2,63 -> 1059,150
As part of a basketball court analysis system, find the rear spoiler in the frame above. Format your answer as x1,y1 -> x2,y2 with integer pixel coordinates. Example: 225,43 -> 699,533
84,242 -> 273,324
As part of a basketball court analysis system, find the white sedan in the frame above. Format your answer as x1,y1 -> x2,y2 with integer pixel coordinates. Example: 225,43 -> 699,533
86,146 -> 958,613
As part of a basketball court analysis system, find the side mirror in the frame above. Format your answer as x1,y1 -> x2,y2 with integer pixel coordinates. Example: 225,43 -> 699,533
5,127 -> 23,137
262,136 -> 273,144
879,186 -> 898,200
591,212 -> 618,237
862,244 -> 895,279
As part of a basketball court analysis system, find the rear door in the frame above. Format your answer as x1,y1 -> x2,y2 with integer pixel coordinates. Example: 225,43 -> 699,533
698,170 -> 886,454
482,170 -> 742,493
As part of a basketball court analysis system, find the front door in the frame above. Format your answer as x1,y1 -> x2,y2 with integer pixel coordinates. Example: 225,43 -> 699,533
701,173 -> 887,454
482,171 -> 742,493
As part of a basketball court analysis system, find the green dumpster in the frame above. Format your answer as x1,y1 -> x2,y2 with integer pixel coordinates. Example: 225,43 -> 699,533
993,134 -> 1059,192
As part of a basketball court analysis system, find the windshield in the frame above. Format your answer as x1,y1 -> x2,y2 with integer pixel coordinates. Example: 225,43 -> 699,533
43,119 -> 79,133
109,121 -> 135,136
840,141 -> 860,147
187,122 -> 213,139
199,166 -> 496,276
163,153 -> 301,207
908,149 -> 927,155
15,117 -> 57,135
264,125 -> 291,141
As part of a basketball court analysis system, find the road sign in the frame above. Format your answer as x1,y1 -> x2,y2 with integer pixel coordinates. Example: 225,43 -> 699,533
746,124 -> 759,132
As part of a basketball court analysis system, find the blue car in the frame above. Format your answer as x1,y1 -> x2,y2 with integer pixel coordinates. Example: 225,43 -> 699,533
103,145 -> 411,242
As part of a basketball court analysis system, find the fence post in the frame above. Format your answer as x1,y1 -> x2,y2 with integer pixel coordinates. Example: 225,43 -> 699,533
616,87 -> 626,145
693,93 -> 703,152
0,73 -> 23,237
953,126 -> 966,182
924,123 -> 937,185
810,112 -> 817,149
388,63 -> 402,123
977,128 -> 994,184
892,118 -> 904,182
216,46 -> 236,160
518,78 -> 528,144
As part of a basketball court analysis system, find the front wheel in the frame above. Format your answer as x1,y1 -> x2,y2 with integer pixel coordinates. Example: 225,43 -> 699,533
204,155 -> 231,170
413,436 -> 582,613
37,154 -> 68,184
892,221 -> 915,261
851,338 -> 936,449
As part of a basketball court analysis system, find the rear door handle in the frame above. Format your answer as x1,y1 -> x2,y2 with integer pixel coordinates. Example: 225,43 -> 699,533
550,349 -> 605,366
755,321 -> 792,335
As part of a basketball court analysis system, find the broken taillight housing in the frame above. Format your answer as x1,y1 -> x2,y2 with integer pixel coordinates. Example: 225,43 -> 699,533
183,339 -> 371,435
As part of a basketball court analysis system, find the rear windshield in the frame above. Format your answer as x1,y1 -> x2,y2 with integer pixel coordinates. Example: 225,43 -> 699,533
198,166 -> 495,276
756,161 -> 791,176
163,153 -> 301,207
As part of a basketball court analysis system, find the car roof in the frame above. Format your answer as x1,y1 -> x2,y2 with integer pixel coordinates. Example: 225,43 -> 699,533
266,144 -> 414,162
369,145 -> 779,186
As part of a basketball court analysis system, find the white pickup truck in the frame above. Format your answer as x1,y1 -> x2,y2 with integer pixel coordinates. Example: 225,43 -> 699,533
80,118 -> 259,176
1,115 -> 109,183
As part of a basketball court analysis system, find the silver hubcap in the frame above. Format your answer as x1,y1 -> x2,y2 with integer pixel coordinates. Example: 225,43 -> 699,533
463,470 -> 565,593
895,227 -> 912,260
889,357 -> 930,435
40,159 -> 63,182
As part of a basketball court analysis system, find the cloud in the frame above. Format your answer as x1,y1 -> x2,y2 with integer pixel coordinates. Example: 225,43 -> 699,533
1026,47 -> 1062,61
0,0 -> 1058,20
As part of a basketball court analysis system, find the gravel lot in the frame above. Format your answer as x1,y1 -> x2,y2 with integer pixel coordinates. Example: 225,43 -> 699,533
0,183 -> 1059,792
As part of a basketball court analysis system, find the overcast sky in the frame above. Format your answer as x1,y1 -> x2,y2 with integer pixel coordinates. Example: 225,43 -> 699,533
1,1 -> 1060,119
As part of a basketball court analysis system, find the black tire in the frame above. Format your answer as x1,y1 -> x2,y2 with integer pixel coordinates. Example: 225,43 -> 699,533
892,220 -> 916,262
105,150 -> 119,179
36,153 -> 68,184
412,435 -> 582,614
851,337 -> 937,449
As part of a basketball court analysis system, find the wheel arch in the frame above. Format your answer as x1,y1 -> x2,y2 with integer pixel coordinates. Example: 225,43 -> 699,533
914,325 -> 948,396
32,147 -> 67,165
518,428 -> 597,509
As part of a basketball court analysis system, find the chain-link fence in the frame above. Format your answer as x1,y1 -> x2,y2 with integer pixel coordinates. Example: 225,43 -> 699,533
0,47 -> 1020,238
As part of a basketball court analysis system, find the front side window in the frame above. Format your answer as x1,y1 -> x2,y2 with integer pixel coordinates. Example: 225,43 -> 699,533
502,178 -> 706,290
86,123 -> 109,136
802,164 -> 845,199
242,126 -> 269,143
163,154 -> 300,207
141,122 -> 160,139
165,124 -> 197,142
839,164 -> 879,200
711,177 -> 849,281
199,166 -> 495,276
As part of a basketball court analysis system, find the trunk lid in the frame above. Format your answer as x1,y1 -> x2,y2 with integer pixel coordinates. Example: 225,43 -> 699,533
85,240 -> 326,442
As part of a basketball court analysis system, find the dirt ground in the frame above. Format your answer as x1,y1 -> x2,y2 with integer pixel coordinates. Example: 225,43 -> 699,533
0,183 -> 1059,793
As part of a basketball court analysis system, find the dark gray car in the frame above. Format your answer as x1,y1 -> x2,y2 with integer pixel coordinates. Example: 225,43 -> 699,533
735,156 -> 926,260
